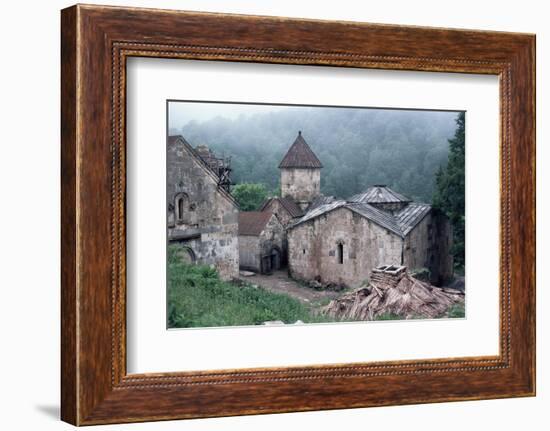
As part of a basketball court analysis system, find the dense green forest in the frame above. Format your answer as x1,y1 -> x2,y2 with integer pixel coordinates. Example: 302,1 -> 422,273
433,112 -> 466,269
170,106 -> 459,202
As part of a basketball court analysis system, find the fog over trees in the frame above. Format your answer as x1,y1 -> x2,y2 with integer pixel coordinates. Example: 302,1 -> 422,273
169,104 -> 459,203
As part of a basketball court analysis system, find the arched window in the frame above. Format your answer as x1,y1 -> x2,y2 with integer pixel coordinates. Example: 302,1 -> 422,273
175,193 -> 190,224
337,242 -> 344,264
177,198 -> 184,221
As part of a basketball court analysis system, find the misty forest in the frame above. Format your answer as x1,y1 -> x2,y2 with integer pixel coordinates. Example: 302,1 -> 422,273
171,106 -> 458,202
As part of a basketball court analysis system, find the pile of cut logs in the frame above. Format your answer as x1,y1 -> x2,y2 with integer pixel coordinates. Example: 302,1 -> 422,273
323,265 -> 464,321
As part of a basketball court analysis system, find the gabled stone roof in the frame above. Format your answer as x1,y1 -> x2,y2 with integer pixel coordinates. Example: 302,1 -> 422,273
238,211 -> 275,236
291,200 -> 346,227
349,185 -> 411,204
288,189 -> 431,238
260,196 -> 304,218
278,131 -> 323,169
395,202 -> 432,236
167,135 -> 238,207
306,195 -> 336,212
347,202 -> 404,235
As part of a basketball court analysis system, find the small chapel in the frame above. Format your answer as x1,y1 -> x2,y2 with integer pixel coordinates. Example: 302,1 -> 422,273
260,131 -> 454,287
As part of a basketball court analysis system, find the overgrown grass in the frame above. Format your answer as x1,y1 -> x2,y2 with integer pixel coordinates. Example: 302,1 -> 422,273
446,303 -> 466,318
168,248 -> 332,328
167,247 -> 466,327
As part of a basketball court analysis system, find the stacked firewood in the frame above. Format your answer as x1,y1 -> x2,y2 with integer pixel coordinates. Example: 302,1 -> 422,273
323,265 -> 464,321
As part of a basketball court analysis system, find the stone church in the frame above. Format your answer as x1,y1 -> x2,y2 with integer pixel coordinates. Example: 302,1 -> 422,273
167,131 -> 453,286
262,131 -> 454,287
167,135 -> 239,280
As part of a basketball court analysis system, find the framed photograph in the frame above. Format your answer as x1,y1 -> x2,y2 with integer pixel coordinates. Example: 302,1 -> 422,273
61,4 -> 535,425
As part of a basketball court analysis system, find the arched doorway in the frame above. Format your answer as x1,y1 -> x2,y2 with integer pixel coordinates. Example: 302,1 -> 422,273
260,246 -> 282,274
175,246 -> 196,265
270,246 -> 282,271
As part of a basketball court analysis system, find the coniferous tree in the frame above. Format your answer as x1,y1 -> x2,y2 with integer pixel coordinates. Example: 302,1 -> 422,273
433,112 -> 465,269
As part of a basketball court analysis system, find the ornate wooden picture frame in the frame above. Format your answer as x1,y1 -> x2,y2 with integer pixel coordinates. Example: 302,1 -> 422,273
61,4 -> 535,425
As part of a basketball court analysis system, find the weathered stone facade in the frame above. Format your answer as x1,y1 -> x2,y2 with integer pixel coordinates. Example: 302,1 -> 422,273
260,197 -> 301,227
238,212 -> 285,274
167,136 -> 239,280
288,207 -> 403,287
288,202 -> 453,288
280,168 -> 321,210
402,210 -> 453,284
238,235 -> 262,272
402,212 -> 432,272
430,211 -> 454,284
259,196 -> 304,265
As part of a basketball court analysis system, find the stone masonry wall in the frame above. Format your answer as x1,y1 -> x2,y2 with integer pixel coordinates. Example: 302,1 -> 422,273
239,214 -> 285,273
402,211 -> 454,285
167,138 -> 239,280
288,207 -> 403,287
263,199 -> 294,227
433,212 -> 454,284
402,212 -> 432,272
261,201 -> 291,264
238,235 -> 261,272
281,168 -> 320,210
259,214 -> 285,264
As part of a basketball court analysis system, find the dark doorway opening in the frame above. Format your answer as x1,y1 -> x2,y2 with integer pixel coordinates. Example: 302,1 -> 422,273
270,247 -> 281,271
261,246 -> 283,274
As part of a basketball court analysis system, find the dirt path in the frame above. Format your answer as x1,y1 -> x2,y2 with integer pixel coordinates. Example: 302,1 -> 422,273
239,270 -> 340,305
239,270 -> 464,307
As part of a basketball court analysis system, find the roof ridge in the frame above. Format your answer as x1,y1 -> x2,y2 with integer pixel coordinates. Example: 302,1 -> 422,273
279,196 -> 304,217
290,200 -> 431,238
278,131 -> 323,169
346,202 -> 404,236
168,135 -> 239,208
349,185 -> 412,204
260,196 -> 303,218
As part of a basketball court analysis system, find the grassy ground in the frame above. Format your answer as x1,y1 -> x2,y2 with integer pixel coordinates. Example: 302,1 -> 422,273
167,249 -> 333,328
167,246 -> 465,328
446,303 -> 466,318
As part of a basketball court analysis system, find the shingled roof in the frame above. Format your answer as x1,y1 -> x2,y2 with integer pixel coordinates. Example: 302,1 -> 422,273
259,196 -> 303,218
278,131 -> 323,169
349,185 -> 411,204
289,198 -> 431,238
306,195 -> 336,212
238,211 -> 275,236
395,202 -> 432,236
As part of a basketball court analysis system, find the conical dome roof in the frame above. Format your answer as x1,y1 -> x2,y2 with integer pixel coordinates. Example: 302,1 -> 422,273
279,131 -> 323,169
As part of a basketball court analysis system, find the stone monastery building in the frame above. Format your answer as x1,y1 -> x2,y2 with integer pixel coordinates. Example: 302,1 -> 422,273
265,131 -> 454,287
167,131 -> 454,287
167,135 -> 239,280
